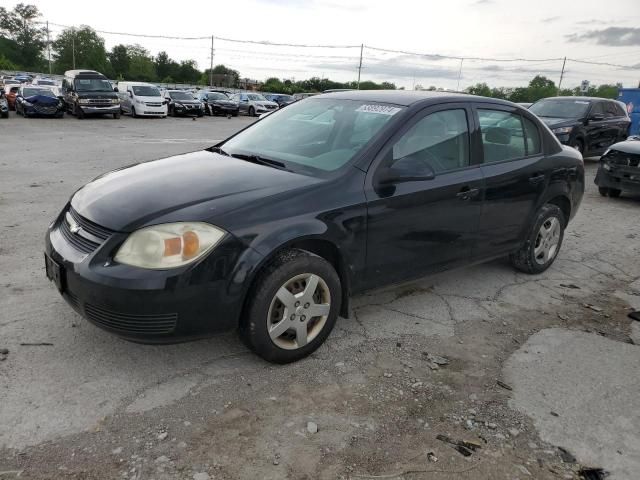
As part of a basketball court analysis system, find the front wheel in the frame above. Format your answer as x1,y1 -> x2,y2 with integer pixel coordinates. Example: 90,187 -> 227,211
598,187 -> 609,197
240,249 -> 341,363
572,138 -> 584,156
113,112 -> 121,119
608,188 -> 622,198
248,106 -> 255,117
510,204 -> 565,274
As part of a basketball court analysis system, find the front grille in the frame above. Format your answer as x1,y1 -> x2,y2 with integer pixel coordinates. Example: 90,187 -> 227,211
68,207 -> 113,240
265,105 -> 277,110
87,98 -> 112,105
85,303 -> 177,335
34,105 -> 57,114
145,102 -> 162,107
607,150 -> 640,167
58,206 -> 114,254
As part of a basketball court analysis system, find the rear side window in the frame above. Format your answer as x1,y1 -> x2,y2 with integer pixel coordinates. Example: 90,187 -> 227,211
590,102 -> 605,116
478,109 -> 526,163
523,117 -> 541,155
605,101 -> 621,118
392,109 -> 470,173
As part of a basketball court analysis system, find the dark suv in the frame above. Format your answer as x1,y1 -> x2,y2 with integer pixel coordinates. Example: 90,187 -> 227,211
529,97 -> 630,156
62,70 -> 120,119
45,91 -> 584,363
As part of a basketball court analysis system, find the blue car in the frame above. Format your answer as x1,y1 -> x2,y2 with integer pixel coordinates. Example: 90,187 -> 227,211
15,86 -> 64,118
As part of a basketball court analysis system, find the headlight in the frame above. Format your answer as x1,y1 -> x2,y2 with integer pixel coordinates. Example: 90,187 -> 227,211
112,98 -> 120,105
135,99 -> 144,105
78,99 -> 90,105
552,126 -> 573,135
114,222 -> 226,269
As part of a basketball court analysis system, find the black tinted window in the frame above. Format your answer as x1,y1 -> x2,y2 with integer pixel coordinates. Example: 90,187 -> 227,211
604,101 -> 619,118
392,109 -> 469,173
590,102 -> 605,116
478,110 -> 526,163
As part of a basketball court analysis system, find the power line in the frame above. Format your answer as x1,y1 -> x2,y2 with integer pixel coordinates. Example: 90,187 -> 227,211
567,58 -> 640,69
365,45 -> 566,63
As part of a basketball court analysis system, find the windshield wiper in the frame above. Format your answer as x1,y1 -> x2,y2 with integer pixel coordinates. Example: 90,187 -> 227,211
209,146 -> 230,156
230,153 -> 289,171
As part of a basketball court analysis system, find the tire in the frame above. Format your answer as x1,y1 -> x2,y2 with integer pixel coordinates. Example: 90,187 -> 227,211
131,106 -> 137,118
572,138 -> 584,156
240,249 -> 342,364
598,187 -> 610,197
113,112 -> 121,119
608,188 -> 621,198
232,111 -> 238,117
248,106 -> 255,117
76,103 -> 84,119
510,204 -> 565,274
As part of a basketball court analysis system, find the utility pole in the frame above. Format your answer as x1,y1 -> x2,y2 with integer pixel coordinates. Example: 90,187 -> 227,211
357,44 -> 363,89
456,58 -> 464,92
209,35 -> 214,87
46,21 -> 51,74
557,56 -> 567,94
72,27 -> 76,70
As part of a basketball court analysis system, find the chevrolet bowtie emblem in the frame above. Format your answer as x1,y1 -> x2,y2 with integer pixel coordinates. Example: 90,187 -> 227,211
69,220 -> 81,234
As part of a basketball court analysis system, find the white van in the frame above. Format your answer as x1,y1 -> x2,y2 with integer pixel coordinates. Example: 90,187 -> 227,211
117,82 -> 167,118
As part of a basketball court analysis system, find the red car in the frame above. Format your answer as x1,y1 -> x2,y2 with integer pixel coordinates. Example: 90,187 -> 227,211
4,85 -> 20,111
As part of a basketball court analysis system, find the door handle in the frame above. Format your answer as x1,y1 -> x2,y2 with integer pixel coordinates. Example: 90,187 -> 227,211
529,174 -> 545,185
456,187 -> 479,201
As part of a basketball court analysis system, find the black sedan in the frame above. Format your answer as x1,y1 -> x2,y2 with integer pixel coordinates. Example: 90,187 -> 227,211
45,91 -> 584,363
529,97 -> 630,156
164,90 -> 204,117
595,136 -> 640,198
15,86 -> 64,118
203,92 -> 239,116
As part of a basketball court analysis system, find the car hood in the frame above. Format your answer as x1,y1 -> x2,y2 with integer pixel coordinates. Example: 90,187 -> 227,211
608,136 -> 640,155
538,117 -> 579,129
211,99 -> 236,106
24,94 -> 58,105
71,150 -> 320,232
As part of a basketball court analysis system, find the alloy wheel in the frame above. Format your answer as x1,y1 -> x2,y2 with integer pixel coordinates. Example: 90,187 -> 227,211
533,217 -> 561,265
266,273 -> 331,350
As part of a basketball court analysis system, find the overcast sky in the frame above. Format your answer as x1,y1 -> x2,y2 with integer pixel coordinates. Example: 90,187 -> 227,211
4,0 -> 640,89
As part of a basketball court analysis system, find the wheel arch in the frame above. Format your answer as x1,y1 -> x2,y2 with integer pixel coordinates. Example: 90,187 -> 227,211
545,194 -> 571,226
240,236 -> 351,322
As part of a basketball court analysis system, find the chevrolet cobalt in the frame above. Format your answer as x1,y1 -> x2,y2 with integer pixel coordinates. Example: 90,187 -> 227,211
45,91 -> 584,363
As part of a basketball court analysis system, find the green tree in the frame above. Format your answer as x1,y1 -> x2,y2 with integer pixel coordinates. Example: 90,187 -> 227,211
126,44 -> 156,81
466,82 -> 492,97
527,75 -> 557,102
177,60 -> 200,83
52,26 -> 110,74
0,53 -> 18,70
0,3 -> 46,69
108,44 -> 130,78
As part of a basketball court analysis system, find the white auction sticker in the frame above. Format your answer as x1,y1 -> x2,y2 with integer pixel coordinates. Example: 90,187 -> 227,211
356,104 -> 402,115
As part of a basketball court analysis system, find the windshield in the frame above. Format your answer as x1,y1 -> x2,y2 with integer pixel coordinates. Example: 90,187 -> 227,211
75,78 -> 113,92
530,99 -> 590,118
132,85 -> 160,97
23,88 -> 55,97
221,98 -> 404,173
36,80 -> 56,86
247,94 -> 267,101
207,92 -> 228,100
169,91 -> 194,101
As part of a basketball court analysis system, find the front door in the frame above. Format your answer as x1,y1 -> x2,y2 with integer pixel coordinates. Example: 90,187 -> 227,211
363,104 -> 484,290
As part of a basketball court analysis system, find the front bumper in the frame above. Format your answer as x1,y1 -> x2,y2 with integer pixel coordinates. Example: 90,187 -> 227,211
136,105 -> 167,116
44,208 -> 262,343
79,105 -> 120,115
174,104 -> 203,116
594,163 -> 640,193
211,104 -> 239,114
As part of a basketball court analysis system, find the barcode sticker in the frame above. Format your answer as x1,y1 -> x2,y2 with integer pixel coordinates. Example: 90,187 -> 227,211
356,104 -> 402,115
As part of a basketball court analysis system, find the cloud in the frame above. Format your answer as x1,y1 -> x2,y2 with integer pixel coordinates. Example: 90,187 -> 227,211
310,56 -> 460,80
542,16 -> 560,22
477,64 -> 562,75
567,27 -> 640,46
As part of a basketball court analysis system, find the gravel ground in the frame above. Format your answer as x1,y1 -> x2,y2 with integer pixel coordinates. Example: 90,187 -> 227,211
1,114 -> 639,479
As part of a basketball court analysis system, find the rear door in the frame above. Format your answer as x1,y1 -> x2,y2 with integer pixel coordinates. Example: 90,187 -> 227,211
363,103 -> 484,289
585,101 -> 609,154
473,104 -> 547,260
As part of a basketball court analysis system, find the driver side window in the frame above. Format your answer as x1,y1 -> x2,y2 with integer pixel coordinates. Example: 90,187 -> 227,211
391,109 -> 469,174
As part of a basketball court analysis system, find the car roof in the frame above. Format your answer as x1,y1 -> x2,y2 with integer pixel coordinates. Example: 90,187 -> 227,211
315,89 -> 514,107
536,96 -> 612,103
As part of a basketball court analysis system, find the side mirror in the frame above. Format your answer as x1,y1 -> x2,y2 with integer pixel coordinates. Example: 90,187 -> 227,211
113,87 -> 119,92
128,91 -> 133,97
377,155 -> 436,185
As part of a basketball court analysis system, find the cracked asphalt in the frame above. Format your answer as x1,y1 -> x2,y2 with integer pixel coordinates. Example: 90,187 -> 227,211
1,115 -> 639,479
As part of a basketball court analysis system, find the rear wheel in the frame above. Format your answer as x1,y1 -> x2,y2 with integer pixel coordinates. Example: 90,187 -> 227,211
608,188 -> 622,198
598,187 -> 610,197
240,249 -> 341,363
510,204 -> 565,274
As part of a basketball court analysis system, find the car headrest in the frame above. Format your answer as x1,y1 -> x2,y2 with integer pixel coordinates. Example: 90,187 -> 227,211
485,126 -> 511,145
